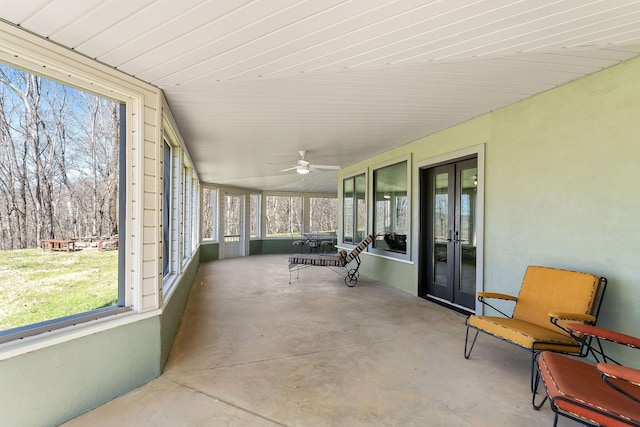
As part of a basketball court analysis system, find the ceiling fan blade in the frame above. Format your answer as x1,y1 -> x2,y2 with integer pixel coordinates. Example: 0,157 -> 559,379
280,166 -> 297,172
311,164 -> 341,170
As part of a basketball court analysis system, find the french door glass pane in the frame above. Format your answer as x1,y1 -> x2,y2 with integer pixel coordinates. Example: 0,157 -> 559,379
434,172 -> 449,286
458,166 -> 477,295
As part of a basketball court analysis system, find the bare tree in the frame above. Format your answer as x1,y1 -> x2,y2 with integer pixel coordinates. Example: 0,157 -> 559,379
0,63 -> 120,249
310,197 -> 337,232
201,188 -> 216,240
265,195 -> 303,236
107,103 -> 119,236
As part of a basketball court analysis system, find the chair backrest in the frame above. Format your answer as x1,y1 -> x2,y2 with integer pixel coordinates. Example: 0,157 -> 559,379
344,234 -> 374,263
512,266 -> 601,331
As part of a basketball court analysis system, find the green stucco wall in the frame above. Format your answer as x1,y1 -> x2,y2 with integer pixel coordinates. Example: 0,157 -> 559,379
249,239 -> 263,254
199,242 -> 219,261
161,249 -> 200,368
0,316 -> 160,427
200,240 -> 297,261
484,57 -> 640,364
259,239 -> 297,254
0,255 -> 200,426
347,56 -> 640,365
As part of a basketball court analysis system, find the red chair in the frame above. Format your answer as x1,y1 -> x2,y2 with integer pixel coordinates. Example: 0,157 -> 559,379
534,323 -> 640,426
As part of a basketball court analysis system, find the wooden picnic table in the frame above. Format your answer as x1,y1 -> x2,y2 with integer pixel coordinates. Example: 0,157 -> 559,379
41,239 -> 76,252
98,237 -> 118,252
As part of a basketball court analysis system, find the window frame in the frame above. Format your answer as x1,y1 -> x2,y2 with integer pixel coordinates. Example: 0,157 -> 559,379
369,155 -> 411,260
181,163 -> 193,264
341,171 -> 367,246
261,192 -> 338,239
0,21 -> 204,353
0,59 -> 132,345
223,192 -> 243,242
200,187 -> 219,243
249,193 -> 261,239
162,139 -> 173,278
191,177 -> 200,254
263,193 -> 304,238
161,119 -> 199,301
309,196 -> 338,234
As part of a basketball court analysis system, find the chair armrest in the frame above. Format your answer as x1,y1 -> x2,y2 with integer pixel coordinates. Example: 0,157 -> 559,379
477,292 -> 517,302
598,363 -> 640,386
598,363 -> 640,404
549,312 -> 596,323
548,313 -> 597,340
566,323 -> 640,349
476,292 -> 517,318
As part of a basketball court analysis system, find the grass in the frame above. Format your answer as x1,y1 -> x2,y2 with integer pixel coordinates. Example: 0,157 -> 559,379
0,248 -> 118,331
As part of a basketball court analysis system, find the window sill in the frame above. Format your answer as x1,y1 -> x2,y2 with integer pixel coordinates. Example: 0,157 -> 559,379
366,251 -> 414,265
0,308 -> 160,361
336,246 -> 413,264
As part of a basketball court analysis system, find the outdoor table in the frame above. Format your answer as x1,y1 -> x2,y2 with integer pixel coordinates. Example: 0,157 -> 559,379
41,239 -> 76,252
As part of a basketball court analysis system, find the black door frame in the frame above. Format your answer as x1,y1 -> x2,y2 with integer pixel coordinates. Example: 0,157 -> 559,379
417,146 -> 484,314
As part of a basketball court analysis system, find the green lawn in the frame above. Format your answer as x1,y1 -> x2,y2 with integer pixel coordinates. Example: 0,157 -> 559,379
0,248 -> 118,331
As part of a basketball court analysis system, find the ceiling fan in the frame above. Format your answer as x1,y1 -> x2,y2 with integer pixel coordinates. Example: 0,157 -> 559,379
280,150 -> 340,175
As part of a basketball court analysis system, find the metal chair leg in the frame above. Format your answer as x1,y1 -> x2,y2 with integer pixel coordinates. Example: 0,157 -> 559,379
464,326 -> 480,359
288,265 -> 300,284
530,351 -> 538,392
532,354 -> 548,410
532,392 -> 548,411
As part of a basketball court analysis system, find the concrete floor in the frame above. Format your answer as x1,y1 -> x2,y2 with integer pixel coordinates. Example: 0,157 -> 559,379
63,254 -> 580,427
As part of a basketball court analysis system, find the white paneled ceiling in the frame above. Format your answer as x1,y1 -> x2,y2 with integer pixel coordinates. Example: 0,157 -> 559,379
2,0 -> 640,192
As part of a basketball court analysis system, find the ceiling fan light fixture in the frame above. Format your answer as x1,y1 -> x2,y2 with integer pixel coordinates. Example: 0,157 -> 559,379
281,150 -> 338,175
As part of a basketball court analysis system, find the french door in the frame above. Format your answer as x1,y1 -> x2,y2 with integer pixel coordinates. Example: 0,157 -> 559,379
420,157 -> 478,311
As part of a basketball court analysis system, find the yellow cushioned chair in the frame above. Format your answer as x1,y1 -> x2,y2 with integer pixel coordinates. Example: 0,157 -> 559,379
464,265 -> 607,390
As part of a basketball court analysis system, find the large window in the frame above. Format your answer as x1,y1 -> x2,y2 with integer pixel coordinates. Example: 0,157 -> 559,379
343,174 -> 366,244
265,195 -> 302,237
162,136 -> 198,297
310,197 -> 338,233
250,194 -> 261,238
224,194 -> 242,241
191,177 -> 199,253
0,62 -> 125,337
206,193 -> 335,240
182,165 -> 193,262
201,188 -> 218,241
373,161 -> 408,254
162,141 -> 172,276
